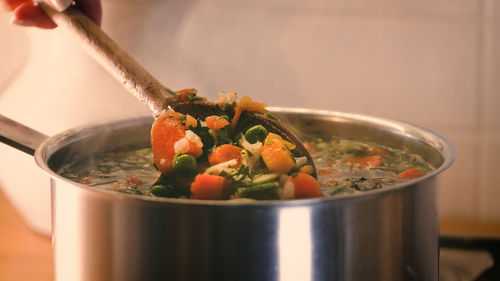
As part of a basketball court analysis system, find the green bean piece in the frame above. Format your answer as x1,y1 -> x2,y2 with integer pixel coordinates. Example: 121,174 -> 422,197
172,154 -> 197,175
237,181 -> 280,197
245,125 -> 268,144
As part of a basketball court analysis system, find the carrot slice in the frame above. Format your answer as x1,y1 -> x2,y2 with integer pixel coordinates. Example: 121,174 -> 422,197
208,144 -> 242,166
348,155 -> 384,168
184,114 -> 198,129
396,168 -> 423,179
261,134 -> 295,174
287,173 -> 322,199
231,106 -> 242,128
190,174 -> 226,200
205,116 -> 230,131
175,88 -> 197,100
151,113 -> 186,175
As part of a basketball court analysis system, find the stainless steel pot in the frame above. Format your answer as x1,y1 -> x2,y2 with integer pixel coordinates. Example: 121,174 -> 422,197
0,108 -> 456,281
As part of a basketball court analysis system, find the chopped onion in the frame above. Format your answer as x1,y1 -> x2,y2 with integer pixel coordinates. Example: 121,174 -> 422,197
174,138 -> 190,154
281,180 -> 295,199
186,130 -> 203,148
294,156 -> 307,169
204,159 -> 238,175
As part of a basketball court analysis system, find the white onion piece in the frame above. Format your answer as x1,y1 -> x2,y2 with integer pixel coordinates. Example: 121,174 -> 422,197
186,130 -> 203,149
174,138 -> 190,154
204,159 -> 238,175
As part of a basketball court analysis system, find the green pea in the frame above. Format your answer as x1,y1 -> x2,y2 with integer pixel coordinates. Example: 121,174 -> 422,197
172,154 -> 197,175
150,185 -> 176,197
245,125 -> 268,144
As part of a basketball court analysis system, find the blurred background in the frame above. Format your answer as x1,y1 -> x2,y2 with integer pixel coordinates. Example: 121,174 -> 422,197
0,0 -> 499,236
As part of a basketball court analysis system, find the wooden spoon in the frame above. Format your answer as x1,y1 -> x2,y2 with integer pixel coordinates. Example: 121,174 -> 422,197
38,2 -> 317,177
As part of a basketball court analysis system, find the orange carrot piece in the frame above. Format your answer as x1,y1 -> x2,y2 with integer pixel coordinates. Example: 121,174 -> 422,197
185,114 -> 198,129
288,173 -> 322,199
208,144 -> 243,166
187,140 -> 203,158
175,88 -> 197,100
261,135 -> 295,174
396,168 -> 423,179
349,155 -> 384,168
231,106 -> 242,128
237,96 -> 267,114
190,174 -> 226,200
151,113 -> 186,175
205,115 -> 230,131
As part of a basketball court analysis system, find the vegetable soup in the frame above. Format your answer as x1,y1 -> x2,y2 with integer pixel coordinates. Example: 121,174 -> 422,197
58,90 -> 434,200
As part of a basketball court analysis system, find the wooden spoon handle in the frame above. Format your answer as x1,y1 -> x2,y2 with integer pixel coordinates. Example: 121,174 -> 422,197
38,2 -> 174,115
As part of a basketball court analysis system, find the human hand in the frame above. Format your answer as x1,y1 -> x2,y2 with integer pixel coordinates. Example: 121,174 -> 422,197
1,0 -> 101,29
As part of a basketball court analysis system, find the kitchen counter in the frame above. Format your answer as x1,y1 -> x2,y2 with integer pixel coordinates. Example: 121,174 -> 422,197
0,188 -> 499,281
0,190 -> 53,281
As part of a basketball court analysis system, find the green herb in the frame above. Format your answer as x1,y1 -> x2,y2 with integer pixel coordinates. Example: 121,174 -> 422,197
191,124 -> 215,153
187,92 -> 204,101
216,126 -> 233,145
350,181 -> 360,190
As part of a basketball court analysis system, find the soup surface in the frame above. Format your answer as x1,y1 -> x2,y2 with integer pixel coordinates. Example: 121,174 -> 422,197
59,136 -> 434,199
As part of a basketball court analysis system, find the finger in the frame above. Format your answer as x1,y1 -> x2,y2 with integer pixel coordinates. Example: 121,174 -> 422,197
1,0 -> 30,11
47,0 -> 72,11
11,2 -> 57,29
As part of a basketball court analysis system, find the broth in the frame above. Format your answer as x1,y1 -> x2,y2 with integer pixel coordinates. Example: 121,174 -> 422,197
58,136 -> 434,199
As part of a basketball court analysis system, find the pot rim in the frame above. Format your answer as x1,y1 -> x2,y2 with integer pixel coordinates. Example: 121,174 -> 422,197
34,107 -> 457,207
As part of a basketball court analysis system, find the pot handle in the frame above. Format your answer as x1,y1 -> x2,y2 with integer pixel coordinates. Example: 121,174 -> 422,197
0,114 -> 48,156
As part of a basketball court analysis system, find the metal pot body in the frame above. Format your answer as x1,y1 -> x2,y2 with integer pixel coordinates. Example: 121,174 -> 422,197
35,108 -> 455,281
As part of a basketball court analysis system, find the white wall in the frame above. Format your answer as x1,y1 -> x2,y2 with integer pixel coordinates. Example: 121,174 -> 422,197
0,0 -> 498,222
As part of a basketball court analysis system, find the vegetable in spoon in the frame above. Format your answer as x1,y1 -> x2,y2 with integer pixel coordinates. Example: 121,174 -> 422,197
150,91 -> 319,200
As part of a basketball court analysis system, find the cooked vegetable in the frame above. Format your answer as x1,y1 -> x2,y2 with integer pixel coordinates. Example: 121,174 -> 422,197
348,155 -> 384,169
190,174 -> 226,200
245,125 -> 268,144
237,96 -> 267,114
150,112 -> 187,175
231,107 -> 242,128
150,185 -> 176,197
261,133 -> 295,174
60,92 -> 435,201
205,115 -> 230,131
172,154 -> 197,175
396,168 -> 423,179
237,181 -> 280,197
208,144 -> 243,166
286,173 -> 322,199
